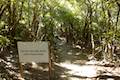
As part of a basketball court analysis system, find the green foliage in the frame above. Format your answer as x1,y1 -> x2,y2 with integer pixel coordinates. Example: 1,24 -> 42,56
0,35 -> 10,47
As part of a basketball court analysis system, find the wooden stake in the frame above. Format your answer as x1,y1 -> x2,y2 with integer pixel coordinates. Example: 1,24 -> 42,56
48,62 -> 52,80
19,62 -> 24,78
48,42 -> 52,80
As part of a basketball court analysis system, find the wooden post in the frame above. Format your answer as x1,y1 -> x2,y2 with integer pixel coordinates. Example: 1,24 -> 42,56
19,62 -> 24,78
48,42 -> 52,80
48,62 -> 52,80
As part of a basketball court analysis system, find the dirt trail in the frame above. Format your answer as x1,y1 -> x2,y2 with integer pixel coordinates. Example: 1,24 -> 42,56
53,40 -> 120,80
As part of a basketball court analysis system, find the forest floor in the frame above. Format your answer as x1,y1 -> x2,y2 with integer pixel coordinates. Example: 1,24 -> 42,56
52,39 -> 120,80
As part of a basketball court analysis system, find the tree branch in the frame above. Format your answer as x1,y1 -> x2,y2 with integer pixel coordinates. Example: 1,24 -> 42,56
116,1 -> 120,30
0,4 -> 7,19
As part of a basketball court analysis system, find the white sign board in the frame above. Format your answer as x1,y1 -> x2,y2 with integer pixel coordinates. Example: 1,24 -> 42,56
17,42 -> 49,63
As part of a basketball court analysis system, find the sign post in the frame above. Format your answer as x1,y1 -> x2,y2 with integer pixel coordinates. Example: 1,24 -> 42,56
48,42 -> 52,80
17,41 -> 51,80
19,63 -> 24,78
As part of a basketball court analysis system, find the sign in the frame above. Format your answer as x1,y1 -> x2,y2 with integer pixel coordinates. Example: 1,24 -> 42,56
17,42 -> 49,63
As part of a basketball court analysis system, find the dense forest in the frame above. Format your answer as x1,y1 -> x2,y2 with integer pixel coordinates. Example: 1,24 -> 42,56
0,0 -> 120,80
